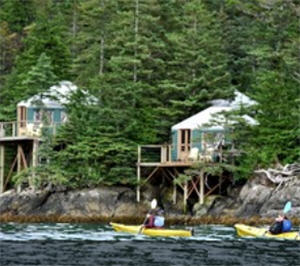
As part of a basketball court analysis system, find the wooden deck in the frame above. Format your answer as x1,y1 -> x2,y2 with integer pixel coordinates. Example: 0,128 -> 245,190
136,145 -> 225,210
0,136 -> 39,143
137,161 -> 194,167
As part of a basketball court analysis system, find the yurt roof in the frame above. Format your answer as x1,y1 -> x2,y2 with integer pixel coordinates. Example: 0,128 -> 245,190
172,106 -> 232,130
17,81 -> 77,108
171,91 -> 257,130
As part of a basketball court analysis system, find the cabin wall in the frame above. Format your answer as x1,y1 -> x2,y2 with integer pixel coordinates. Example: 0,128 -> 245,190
171,130 -> 178,161
191,129 -> 202,151
171,128 -> 228,161
26,107 -> 64,123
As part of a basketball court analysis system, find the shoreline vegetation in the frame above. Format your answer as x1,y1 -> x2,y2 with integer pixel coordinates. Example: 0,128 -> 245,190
1,214 -> 299,226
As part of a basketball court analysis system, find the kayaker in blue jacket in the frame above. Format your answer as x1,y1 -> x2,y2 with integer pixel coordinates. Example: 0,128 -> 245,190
269,214 -> 292,234
154,209 -> 165,228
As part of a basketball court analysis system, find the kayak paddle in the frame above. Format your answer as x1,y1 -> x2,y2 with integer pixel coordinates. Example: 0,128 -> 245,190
138,198 -> 157,234
283,201 -> 292,214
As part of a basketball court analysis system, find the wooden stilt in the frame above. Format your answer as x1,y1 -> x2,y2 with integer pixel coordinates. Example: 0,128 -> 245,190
183,181 -> 187,213
30,139 -> 38,189
200,171 -> 204,204
17,144 -> 22,172
205,178 -> 226,197
0,145 -> 4,193
173,179 -> 177,204
17,144 -> 22,193
19,146 -> 28,169
165,168 -> 178,204
3,154 -> 17,192
145,167 -> 159,183
137,165 -> 141,202
137,145 -> 141,202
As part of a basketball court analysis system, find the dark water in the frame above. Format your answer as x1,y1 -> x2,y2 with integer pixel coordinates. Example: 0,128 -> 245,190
0,223 -> 299,266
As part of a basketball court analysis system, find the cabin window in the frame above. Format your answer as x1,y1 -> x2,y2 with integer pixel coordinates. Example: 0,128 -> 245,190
34,110 -> 42,122
34,109 -> 53,124
43,110 -> 53,124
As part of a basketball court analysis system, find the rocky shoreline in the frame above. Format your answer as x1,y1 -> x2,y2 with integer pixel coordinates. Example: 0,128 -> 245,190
1,169 -> 300,225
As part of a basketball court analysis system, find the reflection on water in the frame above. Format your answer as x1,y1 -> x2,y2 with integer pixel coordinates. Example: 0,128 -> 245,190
0,223 -> 299,266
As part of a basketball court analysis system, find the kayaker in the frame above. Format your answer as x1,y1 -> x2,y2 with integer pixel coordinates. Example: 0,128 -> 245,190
143,208 -> 165,228
144,209 -> 157,228
154,209 -> 165,228
269,214 -> 292,234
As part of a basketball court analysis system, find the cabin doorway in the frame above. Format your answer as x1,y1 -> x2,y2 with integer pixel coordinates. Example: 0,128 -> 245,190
178,129 -> 191,161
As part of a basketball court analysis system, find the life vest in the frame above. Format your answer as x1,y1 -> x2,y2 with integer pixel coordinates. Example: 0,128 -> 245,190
154,216 -> 165,227
282,219 -> 292,232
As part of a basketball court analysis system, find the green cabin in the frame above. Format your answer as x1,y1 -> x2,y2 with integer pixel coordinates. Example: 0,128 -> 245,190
170,91 -> 257,162
16,81 -> 76,137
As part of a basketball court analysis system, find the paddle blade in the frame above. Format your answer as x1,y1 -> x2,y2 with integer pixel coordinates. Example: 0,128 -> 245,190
151,199 -> 157,209
283,201 -> 292,214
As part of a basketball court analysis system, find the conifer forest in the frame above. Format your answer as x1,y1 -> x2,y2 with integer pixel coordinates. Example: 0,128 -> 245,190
0,0 -> 299,188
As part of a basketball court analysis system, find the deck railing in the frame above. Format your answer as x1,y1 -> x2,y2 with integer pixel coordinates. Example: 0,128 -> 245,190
137,145 -> 172,164
0,121 -> 62,138
0,121 -> 17,138
137,144 -> 227,165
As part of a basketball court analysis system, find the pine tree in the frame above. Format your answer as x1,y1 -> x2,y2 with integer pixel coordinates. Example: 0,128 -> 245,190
230,0 -> 300,170
21,53 -> 58,96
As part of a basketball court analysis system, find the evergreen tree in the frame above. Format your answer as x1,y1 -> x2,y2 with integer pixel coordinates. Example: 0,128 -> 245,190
157,0 -> 233,137
230,0 -> 300,173
21,53 -> 58,96
0,0 -> 36,33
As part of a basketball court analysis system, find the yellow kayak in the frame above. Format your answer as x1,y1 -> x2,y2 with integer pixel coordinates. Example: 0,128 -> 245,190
234,224 -> 300,240
110,222 -> 192,237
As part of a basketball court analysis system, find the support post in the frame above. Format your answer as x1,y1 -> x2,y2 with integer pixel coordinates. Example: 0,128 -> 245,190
17,144 -> 22,173
137,145 -> 141,202
0,145 -> 4,193
12,122 -> 16,137
200,171 -> 204,204
0,123 -> 4,137
30,139 -> 39,189
173,179 -> 177,204
160,146 -> 164,163
17,144 -> 22,193
183,181 -> 187,213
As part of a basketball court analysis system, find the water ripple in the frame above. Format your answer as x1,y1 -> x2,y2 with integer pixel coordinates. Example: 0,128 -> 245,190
0,223 -> 299,265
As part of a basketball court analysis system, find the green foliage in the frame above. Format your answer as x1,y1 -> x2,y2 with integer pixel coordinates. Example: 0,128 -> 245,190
1,0 -> 299,188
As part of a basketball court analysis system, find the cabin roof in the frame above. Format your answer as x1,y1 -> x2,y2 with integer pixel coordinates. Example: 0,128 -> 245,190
171,91 -> 257,130
17,81 -> 77,108
172,106 -> 231,130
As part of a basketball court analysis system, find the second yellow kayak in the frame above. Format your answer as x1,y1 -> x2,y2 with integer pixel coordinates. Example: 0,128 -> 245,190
110,222 -> 192,237
234,224 -> 300,240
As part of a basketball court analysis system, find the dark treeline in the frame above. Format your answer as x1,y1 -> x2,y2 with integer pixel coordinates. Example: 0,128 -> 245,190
0,0 -> 299,188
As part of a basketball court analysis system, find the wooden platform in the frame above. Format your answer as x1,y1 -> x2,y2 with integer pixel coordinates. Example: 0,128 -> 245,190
137,161 -> 193,167
0,136 -> 39,143
136,145 -> 228,210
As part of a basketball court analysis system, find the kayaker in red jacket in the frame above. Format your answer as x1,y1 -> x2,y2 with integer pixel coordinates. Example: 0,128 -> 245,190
144,209 -> 165,228
144,209 -> 156,228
